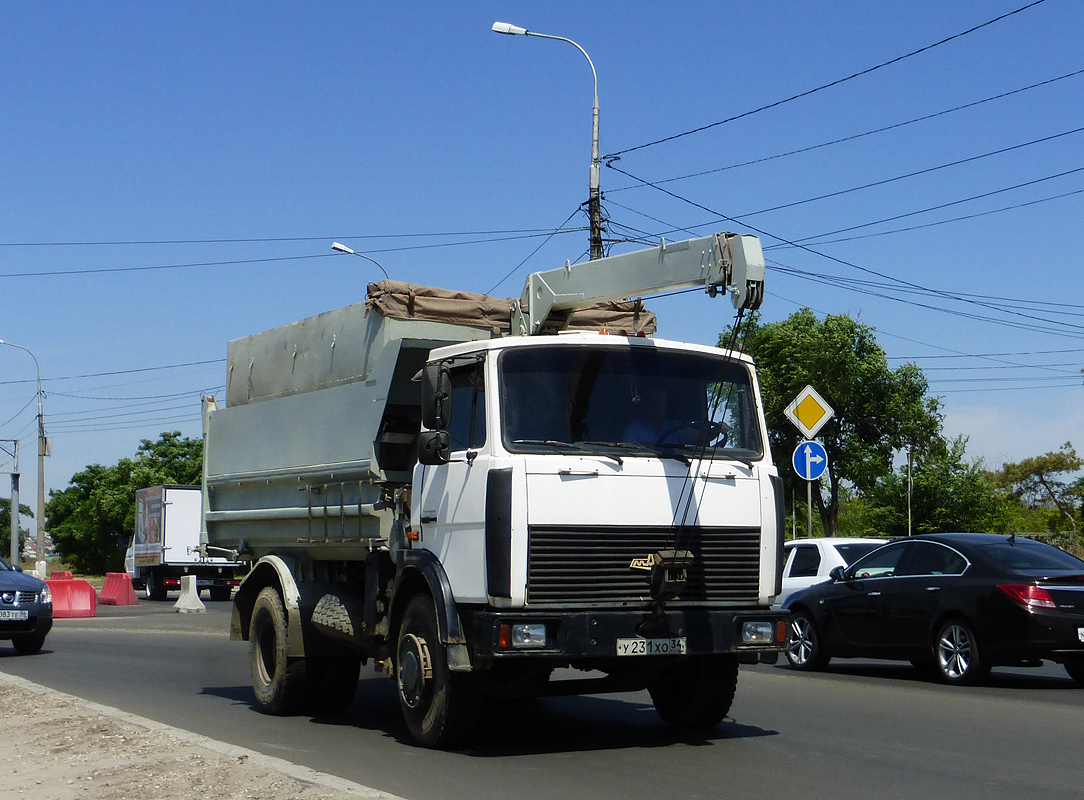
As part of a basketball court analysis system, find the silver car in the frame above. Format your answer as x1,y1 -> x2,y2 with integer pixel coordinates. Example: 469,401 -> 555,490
777,538 -> 885,608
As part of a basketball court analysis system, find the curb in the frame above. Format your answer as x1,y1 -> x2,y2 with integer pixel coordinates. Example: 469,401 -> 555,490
0,671 -> 406,800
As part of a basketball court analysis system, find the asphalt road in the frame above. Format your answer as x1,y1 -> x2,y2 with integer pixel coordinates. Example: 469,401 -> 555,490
3,601 -> 1083,800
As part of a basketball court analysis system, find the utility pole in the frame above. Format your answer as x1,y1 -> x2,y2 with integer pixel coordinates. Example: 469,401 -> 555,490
2,439 -> 18,564
0,340 -> 47,567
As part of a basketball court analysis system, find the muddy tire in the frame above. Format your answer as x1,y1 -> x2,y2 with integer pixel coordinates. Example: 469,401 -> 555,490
249,586 -> 307,715
396,595 -> 477,748
648,654 -> 739,729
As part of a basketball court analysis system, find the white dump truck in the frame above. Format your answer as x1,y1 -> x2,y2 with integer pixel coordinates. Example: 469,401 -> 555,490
201,233 -> 787,748
127,485 -> 245,601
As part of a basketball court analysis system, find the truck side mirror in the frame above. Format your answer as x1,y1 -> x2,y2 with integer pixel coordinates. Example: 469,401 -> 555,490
417,430 -> 451,465
421,363 -> 452,430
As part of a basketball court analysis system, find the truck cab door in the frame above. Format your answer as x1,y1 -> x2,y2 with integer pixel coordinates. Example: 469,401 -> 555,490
416,359 -> 491,604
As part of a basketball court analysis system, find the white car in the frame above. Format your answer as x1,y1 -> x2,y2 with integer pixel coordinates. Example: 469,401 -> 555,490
776,537 -> 886,607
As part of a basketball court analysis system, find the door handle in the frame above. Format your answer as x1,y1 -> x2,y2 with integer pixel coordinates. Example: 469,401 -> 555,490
926,586 -> 942,592
867,591 -> 881,597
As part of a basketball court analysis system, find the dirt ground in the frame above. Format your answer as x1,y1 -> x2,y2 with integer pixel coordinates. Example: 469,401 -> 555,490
0,673 -> 403,800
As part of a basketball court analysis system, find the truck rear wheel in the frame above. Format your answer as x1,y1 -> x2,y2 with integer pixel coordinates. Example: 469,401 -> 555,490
648,654 -> 739,730
396,595 -> 477,748
145,570 -> 167,601
249,586 -> 307,715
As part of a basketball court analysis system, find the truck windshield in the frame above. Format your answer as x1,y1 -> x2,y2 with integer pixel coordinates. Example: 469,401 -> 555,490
499,344 -> 763,461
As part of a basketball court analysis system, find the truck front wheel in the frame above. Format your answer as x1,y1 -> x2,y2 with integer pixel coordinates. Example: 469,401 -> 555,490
396,595 -> 477,748
249,586 -> 307,715
648,654 -> 739,730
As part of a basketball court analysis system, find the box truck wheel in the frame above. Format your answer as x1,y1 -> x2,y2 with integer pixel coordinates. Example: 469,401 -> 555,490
144,570 -> 167,601
396,594 -> 477,748
249,586 -> 307,715
648,654 -> 739,730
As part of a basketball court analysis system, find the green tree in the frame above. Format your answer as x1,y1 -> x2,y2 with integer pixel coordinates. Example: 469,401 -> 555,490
0,498 -> 33,562
994,442 -> 1082,542
46,432 -> 203,573
724,309 -> 942,536
860,437 -> 1012,537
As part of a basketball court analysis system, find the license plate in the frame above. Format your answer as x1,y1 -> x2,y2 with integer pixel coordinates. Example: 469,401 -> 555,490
616,637 -> 687,656
0,609 -> 29,622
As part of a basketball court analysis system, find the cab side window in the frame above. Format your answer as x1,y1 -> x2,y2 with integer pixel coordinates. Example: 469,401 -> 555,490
446,361 -> 486,451
789,545 -> 822,578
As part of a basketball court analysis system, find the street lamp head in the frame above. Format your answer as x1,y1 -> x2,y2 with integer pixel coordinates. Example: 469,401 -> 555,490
492,21 -> 528,36
331,242 -> 391,281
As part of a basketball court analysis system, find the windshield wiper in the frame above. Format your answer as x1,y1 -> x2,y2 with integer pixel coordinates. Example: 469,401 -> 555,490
512,439 -> 623,466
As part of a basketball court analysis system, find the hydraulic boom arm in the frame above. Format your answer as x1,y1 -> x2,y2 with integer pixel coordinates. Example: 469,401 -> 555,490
512,232 -> 765,336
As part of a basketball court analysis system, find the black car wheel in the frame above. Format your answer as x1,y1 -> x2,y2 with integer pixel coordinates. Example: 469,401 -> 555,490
934,618 -> 989,685
786,610 -> 829,671
11,633 -> 47,655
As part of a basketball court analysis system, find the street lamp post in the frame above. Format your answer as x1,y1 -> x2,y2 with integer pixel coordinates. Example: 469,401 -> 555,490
331,242 -> 391,280
492,21 -> 604,260
0,340 -> 46,567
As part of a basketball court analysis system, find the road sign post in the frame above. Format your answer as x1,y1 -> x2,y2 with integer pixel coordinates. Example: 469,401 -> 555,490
792,440 -> 828,537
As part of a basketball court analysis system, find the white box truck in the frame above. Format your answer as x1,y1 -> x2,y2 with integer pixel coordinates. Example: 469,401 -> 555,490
127,485 -> 245,601
202,233 -> 786,748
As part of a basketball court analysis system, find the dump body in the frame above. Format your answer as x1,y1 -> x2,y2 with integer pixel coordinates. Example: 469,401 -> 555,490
127,485 -> 244,600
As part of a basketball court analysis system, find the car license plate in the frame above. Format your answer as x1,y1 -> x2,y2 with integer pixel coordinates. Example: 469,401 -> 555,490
0,609 -> 29,621
616,637 -> 687,656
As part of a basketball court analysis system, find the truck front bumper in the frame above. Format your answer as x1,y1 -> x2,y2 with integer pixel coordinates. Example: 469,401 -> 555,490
470,607 -> 788,662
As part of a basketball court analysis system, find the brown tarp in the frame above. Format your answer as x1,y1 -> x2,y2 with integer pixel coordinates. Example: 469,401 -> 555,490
364,280 -> 657,335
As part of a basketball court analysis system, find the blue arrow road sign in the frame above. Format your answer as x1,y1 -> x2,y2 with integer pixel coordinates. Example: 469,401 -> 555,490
792,440 -> 828,481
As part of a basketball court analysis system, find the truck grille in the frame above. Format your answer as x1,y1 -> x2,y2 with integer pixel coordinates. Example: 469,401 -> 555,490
526,525 -> 761,606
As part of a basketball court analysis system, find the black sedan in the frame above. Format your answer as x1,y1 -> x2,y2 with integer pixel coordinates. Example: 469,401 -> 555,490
0,555 -> 53,654
784,533 -> 1084,685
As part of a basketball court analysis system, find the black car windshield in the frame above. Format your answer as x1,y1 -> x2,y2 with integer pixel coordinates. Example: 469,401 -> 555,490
978,540 -> 1084,572
500,344 -> 763,461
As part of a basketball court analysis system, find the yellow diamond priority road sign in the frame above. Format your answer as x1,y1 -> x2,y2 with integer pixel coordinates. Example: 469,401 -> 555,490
784,385 -> 834,439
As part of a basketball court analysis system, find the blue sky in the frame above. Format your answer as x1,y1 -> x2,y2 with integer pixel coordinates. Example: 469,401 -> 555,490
1,1 -> 1082,523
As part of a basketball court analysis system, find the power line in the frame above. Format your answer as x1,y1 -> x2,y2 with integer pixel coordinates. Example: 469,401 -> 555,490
726,125 -> 1084,220
769,168 -> 1084,248
608,66 -> 1084,193
0,359 -> 225,387
0,227 -> 586,248
604,0 -> 1051,158
608,162 -> 1084,339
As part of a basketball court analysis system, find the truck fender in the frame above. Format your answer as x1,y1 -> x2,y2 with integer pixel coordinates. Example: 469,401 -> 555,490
390,550 -> 471,672
231,555 -> 306,658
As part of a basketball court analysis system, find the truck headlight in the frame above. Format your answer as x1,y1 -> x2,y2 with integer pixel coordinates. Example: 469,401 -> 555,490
499,622 -> 548,649
741,621 -> 774,645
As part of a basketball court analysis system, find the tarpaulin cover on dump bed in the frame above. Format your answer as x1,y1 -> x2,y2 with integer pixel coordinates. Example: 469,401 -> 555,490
364,280 -> 657,335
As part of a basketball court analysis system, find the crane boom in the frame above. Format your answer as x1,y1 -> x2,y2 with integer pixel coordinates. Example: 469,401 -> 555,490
512,232 -> 765,336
